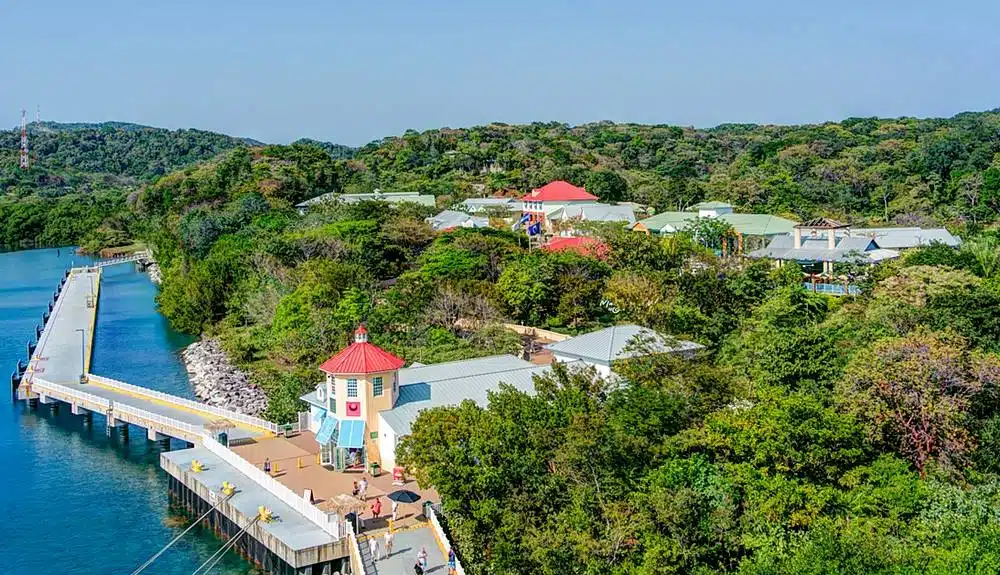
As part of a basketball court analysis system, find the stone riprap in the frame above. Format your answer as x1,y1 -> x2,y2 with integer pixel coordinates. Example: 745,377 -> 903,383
182,339 -> 267,416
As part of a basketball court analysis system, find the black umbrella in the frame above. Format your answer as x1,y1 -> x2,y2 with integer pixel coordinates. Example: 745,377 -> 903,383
387,489 -> 420,503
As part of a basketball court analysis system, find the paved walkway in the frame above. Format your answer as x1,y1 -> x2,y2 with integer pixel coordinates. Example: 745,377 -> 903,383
361,526 -> 447,574
27,267 -> 267,440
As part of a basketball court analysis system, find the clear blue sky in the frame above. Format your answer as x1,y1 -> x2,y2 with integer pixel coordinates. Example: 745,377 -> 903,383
2,0 -> 999,146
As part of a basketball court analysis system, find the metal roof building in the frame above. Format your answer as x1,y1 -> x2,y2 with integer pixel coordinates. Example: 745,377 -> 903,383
545,324 -> 703,376
296,191 -> 436,212
842,227 -> 961,249
545,203 -> 636,224
426,210 -> 490,231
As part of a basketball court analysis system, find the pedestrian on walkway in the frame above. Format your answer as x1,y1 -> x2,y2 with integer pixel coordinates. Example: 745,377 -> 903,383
371,497 -> 382,523
352,481 -> 359,498
369,536 -> 379,562
358,476 -> 369,500
413,562 -> 424,575
263,458 -> 271,474
383,530 -> 394,558
391,499 -> 399,521
448,547 -> 456,574
417,546 -> 428,570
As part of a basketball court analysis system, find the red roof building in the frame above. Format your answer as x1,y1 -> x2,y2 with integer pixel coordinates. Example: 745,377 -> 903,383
319,326 -> 406,375
541,236 -> 609,259
521,181 -> 598,202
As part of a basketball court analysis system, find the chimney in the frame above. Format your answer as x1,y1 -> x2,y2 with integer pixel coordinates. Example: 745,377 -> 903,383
793,228 -> 802,249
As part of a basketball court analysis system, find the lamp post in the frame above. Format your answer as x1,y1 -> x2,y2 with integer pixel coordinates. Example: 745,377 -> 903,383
75,328 -> 86,383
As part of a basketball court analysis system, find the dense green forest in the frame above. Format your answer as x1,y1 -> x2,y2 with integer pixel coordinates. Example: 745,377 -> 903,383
9,111 -> 1000,572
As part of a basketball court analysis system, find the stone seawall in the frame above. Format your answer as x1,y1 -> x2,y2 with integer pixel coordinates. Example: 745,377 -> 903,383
182,339 -> 267,416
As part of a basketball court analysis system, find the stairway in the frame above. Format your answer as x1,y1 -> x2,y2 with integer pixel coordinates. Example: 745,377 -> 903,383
356,534 -> 379,575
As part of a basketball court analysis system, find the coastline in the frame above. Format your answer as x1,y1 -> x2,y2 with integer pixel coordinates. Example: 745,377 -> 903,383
181,339 -> 268,416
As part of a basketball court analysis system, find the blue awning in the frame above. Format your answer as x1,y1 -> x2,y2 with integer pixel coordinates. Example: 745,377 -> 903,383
337,419 -> 366,449
315,414 -> 339,445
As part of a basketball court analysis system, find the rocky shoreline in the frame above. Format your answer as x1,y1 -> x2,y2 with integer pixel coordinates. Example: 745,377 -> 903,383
147,261 -> 162,284
181,339 -> 268,416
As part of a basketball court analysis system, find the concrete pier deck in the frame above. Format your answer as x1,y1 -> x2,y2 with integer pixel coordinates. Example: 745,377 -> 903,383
161,447 -> 346,570
23,267 -> 271,441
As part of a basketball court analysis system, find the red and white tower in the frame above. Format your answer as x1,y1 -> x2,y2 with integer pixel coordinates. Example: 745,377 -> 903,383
19,109 -> 29,169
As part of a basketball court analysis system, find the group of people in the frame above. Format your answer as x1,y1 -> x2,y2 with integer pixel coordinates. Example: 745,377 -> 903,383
368,538 -> 456,575
352,477 -> 400,526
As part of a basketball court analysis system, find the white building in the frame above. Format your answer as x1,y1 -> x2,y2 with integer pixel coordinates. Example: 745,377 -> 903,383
545,324 -> 703,377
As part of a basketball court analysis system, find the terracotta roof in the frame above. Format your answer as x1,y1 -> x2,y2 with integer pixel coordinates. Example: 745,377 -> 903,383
542,236 -> 609,259
319,335 -> 405,375
521,181 -> 598,202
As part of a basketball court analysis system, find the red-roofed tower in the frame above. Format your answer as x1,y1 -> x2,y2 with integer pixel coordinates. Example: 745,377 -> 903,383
315,325 -> 404,470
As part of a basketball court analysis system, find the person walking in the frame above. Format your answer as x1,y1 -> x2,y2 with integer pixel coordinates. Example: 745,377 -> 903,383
352,481 -> 359,498
391,499 -> 399,522
417,546 -> 428,570
358,476 -> 369,500
369,536 -> 379,563
263,458 -> 271,474
448,547 -> 457,574
383,529 -> 394,558
413,561 -> 424,575
371,497 -> 382,523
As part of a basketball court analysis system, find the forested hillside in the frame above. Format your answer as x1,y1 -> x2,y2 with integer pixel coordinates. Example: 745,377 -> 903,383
0,122 -> 352,250
339,111 -> 1000,227
9,111 -> 1000,572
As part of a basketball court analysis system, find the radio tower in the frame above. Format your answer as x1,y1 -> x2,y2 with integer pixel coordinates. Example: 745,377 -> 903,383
19,109 -> 29,170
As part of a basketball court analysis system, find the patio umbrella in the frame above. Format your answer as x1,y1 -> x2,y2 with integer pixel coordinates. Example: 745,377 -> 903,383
387,489 -> 420,504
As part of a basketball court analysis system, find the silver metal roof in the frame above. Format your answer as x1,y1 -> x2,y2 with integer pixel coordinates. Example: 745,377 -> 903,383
844,227 -> 961,249
747,234 -> 900,263
546,203 -> 636,224
397,354 -> 534,386
382,356 -> 549,436
296,191 -> 436,208
426,210 -> 489,231
544,324 -> 703,364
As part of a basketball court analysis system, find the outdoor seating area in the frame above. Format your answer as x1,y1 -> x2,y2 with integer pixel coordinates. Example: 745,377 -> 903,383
231,432 -> 439,533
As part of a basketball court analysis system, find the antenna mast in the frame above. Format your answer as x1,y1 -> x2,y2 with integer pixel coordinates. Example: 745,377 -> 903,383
35,104 -> 40,124
19,109 -> 29,169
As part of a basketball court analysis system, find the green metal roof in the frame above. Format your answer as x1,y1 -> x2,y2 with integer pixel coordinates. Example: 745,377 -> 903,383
688,200 -> 733,210
633,211 -> 797,236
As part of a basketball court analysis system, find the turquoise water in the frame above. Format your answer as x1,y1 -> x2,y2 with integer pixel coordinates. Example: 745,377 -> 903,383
0,248 -> 254,575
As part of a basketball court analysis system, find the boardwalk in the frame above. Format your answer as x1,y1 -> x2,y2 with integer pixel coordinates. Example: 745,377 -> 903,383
22,267 -> 273,442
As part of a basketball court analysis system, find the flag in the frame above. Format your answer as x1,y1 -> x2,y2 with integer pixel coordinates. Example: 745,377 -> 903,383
528,222 -> 542,236
511,213 -> 531,231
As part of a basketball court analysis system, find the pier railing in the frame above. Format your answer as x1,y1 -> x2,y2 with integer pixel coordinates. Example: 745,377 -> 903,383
88,374 -> 279,434
113,402 -> 205,443
345,520 -> 368,575
32,378 -> 111,411
428,505 -> 466,575
200,436 -> 341,538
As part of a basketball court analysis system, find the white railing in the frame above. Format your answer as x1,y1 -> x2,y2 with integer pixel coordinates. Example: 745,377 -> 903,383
88,374 -> 279,434
428,505 -> 465,575
200,436 -> 341,538
112,402 -> 204,442
32,378 -> 111,410
345,520 -> 368,575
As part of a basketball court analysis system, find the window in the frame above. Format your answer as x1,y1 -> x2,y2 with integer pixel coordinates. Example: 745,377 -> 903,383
392,374 -> 398,394
330,378 -> 336,395
372,376 -> 384,397
347,378 -> 358,398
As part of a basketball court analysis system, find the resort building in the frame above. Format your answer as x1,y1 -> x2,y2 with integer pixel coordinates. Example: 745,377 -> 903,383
295,190 -> 436,213
426,209 -> 490,231
521,181 -> 599,226
546,203 -> 636,233
545,324 -> 703,377
459,197 -> 521,214
630,201 -> 796,255
541,236 -> 609,259
301,324 -> 699,473
838,227 -> 960,249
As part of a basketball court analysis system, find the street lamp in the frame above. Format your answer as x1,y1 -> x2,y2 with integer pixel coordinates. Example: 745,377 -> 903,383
75,328 -> 86,383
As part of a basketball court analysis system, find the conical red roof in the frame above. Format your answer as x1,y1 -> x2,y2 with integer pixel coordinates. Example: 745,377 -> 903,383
319,329 -> 405,375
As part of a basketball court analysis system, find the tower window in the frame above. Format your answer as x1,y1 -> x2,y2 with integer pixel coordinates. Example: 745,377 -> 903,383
347,378 -> 358,398
373,376 -> 384,397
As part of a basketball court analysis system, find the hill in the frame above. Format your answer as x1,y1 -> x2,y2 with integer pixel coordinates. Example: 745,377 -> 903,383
337,111 -> 1000,228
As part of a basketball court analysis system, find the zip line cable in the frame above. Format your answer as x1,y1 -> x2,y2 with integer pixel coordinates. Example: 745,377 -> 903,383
190,516 -> 259,575
129,493 -> 233,575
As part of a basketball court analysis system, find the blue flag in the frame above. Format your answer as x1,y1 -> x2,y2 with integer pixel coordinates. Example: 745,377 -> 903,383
511,213 -> 531,231
528,222 -> 542,236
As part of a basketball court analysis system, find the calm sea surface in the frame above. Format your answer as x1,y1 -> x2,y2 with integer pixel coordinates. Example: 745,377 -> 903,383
0,248 -> 254,575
